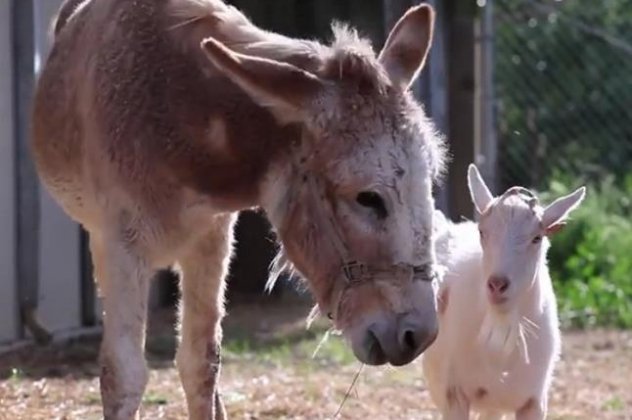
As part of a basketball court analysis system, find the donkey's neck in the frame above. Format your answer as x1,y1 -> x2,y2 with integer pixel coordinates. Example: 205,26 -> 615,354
157,1 -> 326,212
148,4 -> 316,212
167,0 -> 324,73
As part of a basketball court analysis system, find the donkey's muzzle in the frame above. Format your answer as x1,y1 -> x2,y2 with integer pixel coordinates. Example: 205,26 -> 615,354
356,311 -> 438,366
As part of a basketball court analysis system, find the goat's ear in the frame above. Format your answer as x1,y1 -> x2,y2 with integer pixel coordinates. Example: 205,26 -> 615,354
541,187 -> 586,230
201,38 -> 327,124
467,164 -> 494,214
378,4 -> 435,91
544,222 -> 566,236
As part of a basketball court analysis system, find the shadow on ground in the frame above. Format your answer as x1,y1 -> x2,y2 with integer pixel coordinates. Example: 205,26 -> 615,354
0,293 -> 322,380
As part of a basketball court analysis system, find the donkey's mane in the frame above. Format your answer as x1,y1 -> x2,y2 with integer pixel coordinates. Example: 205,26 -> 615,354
321,23 -> 391,95
169,0 -> 389,93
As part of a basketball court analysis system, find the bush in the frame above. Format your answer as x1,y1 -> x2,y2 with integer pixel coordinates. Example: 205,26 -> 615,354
540,175 -> 632,329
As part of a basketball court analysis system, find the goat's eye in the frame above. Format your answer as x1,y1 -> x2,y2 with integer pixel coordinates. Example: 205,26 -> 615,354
532,235 -> 543,244
479,229 -> 485,240
356,191 -> 388,220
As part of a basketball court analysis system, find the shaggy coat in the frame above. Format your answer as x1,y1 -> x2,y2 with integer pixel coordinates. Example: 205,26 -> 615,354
32,0 -> 446,419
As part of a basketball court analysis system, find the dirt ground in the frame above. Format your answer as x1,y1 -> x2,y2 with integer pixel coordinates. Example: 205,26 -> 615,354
0,297 -> 631,419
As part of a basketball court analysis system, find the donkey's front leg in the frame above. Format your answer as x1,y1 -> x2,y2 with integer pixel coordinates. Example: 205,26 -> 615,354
176,214 -> 235,420
515,397 -> 546,420
98,237 -> 152,420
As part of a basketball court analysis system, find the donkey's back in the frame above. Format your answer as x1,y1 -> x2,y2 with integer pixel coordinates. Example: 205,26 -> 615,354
33,0 -> 287,230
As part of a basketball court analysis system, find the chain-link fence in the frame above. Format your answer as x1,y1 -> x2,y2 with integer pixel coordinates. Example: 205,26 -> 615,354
494,0 -> 632,192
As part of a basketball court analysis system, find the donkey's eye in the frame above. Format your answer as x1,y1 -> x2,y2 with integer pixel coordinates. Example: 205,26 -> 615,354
532,235 -> 543,244
356,191 -> 388,220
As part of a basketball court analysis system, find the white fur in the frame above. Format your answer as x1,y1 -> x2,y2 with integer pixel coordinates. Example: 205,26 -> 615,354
423,165 -> 585,419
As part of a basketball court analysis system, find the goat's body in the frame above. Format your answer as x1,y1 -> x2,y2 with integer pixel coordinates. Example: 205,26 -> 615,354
425,219 -> 560,418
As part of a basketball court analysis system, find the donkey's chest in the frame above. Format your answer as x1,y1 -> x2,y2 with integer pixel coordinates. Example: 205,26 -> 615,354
151,195 -> 230,260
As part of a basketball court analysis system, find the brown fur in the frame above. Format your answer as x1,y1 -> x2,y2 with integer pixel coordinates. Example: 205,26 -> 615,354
51,0 -> 89,37
32,1 -> 443,418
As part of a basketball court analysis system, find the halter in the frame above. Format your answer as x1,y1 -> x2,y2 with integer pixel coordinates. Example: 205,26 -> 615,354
283,134 -> 437,322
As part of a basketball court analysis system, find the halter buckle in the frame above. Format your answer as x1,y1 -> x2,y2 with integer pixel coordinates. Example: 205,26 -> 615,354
342,261 -> 367,283
412,264 -> 436,282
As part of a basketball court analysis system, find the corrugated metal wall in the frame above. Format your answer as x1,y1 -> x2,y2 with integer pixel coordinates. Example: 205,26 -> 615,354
33,0 -> 84,337
0,1 -> 19,344
0,0 -> 86,346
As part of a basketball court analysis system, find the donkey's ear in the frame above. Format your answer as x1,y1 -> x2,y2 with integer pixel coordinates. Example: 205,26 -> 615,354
467,164 -> 494,214
201,38 -> 327,123
378,4 -> 435,91
541,187 -> 586,230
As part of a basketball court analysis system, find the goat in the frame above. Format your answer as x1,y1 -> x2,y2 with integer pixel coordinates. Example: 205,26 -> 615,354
423,164 -> 586,419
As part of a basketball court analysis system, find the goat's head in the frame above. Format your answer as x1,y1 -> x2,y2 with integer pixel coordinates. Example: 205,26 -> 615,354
467,164 -> 585,311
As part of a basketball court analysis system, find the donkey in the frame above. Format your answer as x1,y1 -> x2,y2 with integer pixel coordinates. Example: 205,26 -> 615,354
31,0 -> 446,418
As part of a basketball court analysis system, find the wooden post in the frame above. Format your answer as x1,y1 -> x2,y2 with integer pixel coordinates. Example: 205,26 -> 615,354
414,0 -> 450,213
348,0 -> 385,46
445,0 -> 479,221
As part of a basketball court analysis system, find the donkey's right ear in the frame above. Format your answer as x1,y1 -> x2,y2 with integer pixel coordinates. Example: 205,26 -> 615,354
467,164 -> 494,214
378,4 -> 435,91
201,37 -> 328,123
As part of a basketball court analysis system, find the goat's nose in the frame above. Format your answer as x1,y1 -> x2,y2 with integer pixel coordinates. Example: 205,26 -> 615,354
487,275 -> 510,296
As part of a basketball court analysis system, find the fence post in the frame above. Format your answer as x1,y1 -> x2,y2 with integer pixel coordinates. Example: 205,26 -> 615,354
445,0 -> 479,221
382,0 -> 411,31
477,0 -> 498,193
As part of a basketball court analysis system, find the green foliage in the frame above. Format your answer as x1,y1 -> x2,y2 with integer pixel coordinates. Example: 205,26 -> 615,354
495,0 -> 632,191
495,1 -> 632,328
540,175 -> 632,328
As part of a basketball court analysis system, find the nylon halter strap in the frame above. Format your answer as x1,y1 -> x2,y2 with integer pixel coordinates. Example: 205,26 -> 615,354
290,135 -> 436,322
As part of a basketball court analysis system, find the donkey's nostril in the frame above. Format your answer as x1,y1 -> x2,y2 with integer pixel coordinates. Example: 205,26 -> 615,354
401,329 -> 417,351
364,329 -> 387,365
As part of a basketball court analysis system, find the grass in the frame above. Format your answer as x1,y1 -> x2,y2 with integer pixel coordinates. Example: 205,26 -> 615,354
224,328 -> 356,368
602,396 -> 625,412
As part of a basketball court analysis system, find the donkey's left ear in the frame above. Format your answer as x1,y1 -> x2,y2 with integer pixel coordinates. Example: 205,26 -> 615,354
541,187 -> 586,233
201,37 -> 327,124
378,4 -> 435,91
